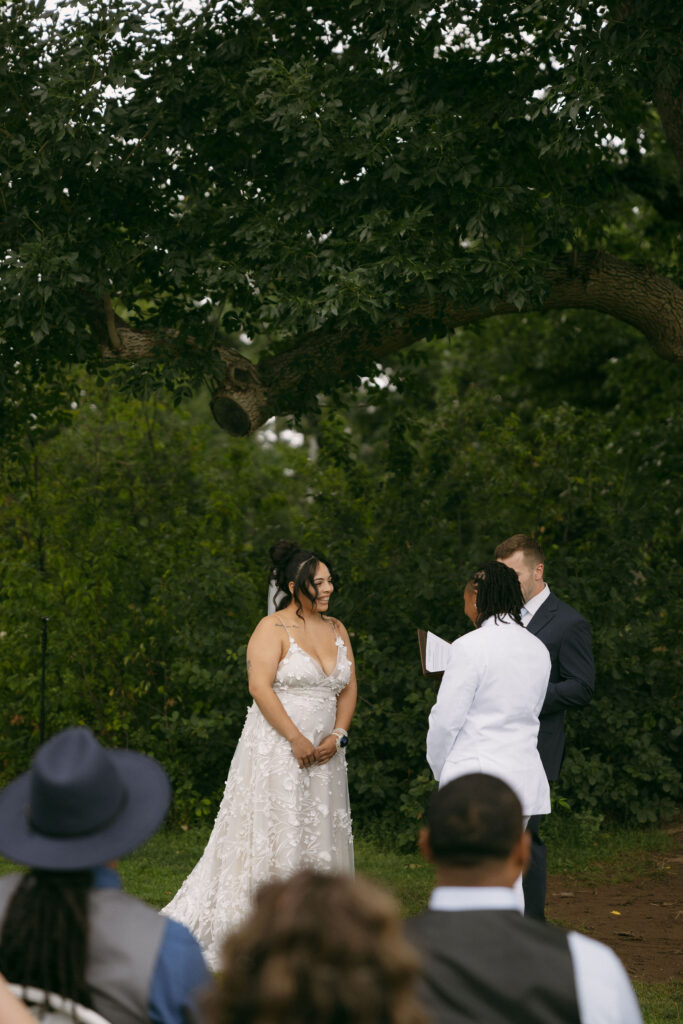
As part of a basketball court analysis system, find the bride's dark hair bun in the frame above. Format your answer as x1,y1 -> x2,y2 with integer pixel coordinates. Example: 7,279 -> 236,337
269,540 -> 303,578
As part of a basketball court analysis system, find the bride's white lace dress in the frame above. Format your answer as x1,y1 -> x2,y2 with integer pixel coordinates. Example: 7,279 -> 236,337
161,623 -> 354,968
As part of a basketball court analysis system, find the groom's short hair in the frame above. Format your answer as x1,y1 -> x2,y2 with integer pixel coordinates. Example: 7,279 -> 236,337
426,774 -> 523,866
494,534 -> 544,564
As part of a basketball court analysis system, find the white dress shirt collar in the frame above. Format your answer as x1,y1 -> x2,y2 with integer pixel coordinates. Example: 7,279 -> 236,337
521,584 -> 550,625
429,886 -> 521,912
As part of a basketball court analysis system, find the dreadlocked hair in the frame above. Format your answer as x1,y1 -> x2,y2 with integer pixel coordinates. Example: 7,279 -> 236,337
469,561 -> 524,626
0,870 -> 93,1007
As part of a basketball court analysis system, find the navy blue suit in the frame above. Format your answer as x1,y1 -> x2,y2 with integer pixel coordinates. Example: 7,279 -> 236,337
524,591 -> 595,918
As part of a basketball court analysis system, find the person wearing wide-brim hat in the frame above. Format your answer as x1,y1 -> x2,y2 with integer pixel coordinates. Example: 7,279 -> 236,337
0,727 -> 213,1024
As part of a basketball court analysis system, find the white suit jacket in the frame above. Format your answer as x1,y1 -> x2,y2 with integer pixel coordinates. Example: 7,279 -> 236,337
427,614 -> 551,815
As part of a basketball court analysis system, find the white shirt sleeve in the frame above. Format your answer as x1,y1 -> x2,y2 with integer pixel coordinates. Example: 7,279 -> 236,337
567,931 -> 643,1024
426,641 -> 480,782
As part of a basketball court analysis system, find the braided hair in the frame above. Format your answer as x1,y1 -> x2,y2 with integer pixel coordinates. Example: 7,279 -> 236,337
468,561 -> 524,627
0,870 -> 93,1006
269,541 -> 336,619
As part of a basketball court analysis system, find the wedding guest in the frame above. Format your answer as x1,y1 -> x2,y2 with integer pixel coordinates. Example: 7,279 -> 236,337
495,533 -> 595,920
0,727 -> 212,1024
207,870 -> 428,1024
406,774 -> 642,1024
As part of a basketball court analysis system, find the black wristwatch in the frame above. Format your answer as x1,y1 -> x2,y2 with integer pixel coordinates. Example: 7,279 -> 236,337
332,728 -> 349,751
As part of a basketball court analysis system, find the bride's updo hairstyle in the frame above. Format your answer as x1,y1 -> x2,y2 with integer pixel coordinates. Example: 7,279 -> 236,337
269,540 -> 337,618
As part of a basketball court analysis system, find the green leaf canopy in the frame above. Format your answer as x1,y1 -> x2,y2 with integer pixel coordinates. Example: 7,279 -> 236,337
1,0 -> 681,436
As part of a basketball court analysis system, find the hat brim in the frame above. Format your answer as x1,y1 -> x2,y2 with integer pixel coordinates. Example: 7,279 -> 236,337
0,749 -> 171,870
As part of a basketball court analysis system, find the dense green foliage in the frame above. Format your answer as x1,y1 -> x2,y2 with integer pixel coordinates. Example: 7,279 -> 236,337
1,1 -> 681,438
302,312 -> 682,838
0,388 -> 306,815
1,310 -> 680,839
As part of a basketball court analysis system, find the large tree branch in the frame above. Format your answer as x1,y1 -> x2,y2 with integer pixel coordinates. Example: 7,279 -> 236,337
98,253 -> 683,435
93,310 -> 268,437
216,252 -> 683,432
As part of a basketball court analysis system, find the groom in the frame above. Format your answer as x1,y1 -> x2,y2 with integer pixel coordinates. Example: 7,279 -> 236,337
495,534 -> 595,919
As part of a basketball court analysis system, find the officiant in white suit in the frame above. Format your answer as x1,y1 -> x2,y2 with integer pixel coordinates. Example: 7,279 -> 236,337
426,562 -> 551,895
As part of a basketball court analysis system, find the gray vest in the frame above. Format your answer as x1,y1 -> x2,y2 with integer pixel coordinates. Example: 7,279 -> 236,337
0,873 -> 166,1024
405,909 -> 581,1024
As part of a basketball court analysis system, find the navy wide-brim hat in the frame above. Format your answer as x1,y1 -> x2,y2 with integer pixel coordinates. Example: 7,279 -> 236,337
0,726 -> 171,870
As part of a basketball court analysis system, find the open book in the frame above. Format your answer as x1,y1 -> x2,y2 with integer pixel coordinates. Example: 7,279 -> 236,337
417,628 -> 452,678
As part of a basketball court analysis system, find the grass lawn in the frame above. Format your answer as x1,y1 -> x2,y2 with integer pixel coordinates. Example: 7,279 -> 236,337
541,813 -> 679,886
1,819 -> 680,1023
105,825 -> 439,915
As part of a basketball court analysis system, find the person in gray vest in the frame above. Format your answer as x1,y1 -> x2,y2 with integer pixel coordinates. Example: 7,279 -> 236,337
405,774 -> 642,1024
0,727 -> 213,1024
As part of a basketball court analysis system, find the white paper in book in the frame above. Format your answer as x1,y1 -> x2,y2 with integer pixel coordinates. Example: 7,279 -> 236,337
425,631 -> 452,674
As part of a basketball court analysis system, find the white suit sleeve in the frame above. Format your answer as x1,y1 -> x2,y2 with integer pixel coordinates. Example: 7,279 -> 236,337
567,931 -> 643,1024
426,641 -> 480,782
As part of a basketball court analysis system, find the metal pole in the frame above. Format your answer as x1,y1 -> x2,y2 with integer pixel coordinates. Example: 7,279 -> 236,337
40,617 -> 49,743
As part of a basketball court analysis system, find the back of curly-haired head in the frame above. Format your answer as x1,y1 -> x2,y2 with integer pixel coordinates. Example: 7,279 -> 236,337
468,560 -> 524,626
207,871 -> 428,1024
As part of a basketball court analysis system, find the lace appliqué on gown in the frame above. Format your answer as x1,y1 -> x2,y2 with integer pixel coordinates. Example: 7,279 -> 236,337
161,633 -> 354,968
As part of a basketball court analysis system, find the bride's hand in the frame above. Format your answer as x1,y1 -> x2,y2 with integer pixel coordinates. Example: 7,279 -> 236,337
313,735 -> 337,765
289,733 -> 317,769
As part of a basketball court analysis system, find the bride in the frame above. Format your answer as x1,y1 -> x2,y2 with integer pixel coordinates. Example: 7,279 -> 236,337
162,541 -> 356,968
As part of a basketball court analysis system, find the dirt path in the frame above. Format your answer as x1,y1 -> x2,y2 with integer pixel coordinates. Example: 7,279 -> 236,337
546,827 -> 682,983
